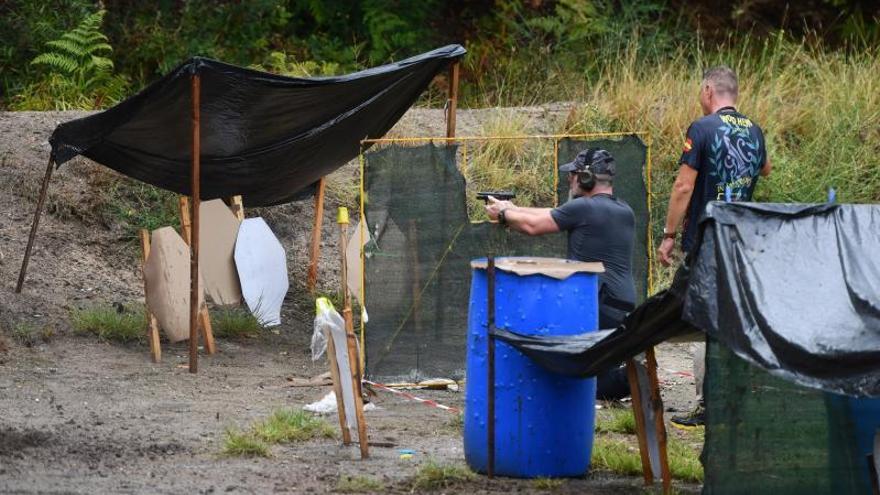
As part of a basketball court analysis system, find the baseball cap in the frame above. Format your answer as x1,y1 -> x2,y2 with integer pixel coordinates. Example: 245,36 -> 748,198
559,148 -> 616,176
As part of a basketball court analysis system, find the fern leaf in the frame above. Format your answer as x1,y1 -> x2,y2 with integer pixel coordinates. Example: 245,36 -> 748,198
45,39 -> 87,57
61,31 -> 90,46
89,55 -> 114,70
85,43 -> 113,55
31,53 -> 78,73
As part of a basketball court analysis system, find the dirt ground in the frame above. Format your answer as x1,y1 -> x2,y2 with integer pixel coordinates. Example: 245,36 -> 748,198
0,109 -> 701,494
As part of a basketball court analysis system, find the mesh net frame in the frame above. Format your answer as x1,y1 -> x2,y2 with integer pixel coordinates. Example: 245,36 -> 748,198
359,134 -> 651,381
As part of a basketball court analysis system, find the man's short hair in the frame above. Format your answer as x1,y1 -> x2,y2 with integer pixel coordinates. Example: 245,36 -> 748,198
702,65 -> 738,98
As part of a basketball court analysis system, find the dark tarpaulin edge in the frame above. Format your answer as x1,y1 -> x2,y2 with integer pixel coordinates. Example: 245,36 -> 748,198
494,202 -> 880,398
47,44 -> 466,206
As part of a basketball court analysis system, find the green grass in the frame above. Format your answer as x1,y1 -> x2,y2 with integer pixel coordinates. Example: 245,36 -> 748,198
99,178 -> 180,244
70,304 -> 145,343
462,111 -> 557,222
212,307 -> 263,339
222,409 -> 335,458
335,475 -> 385,493
252,409 -> 336,444
9,322 -> 55,347
410,461 -> 475,491
222,428 -> 270,458
532,477 -> 566,491
591,427 -> 704,482
595,408 -> 637,434
591,436 -> 645,477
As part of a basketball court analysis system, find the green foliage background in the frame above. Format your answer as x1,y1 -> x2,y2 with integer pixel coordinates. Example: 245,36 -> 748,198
2,0 -> 878,109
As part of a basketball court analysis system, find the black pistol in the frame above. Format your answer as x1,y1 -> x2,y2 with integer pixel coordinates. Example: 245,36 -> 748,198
476,191 -> 516,203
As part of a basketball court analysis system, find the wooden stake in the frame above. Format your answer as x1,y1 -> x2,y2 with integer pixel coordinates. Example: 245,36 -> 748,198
199,307 -> 216,355
446,62 -> 460,139
307,177 -> 327,293
178,197 -> 192,244
178,196 -> 215,356
189,72 -> 201,374
627,358 -> 654,485
16,157 -> 55,293
139,229 -> 161,363
228,195 -> 244,221
339,207 -> 369,459
326,328 -> 351,444
646,348 -> 672,493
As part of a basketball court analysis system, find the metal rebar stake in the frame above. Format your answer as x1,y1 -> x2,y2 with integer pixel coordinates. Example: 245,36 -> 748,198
487,256 -> 496,479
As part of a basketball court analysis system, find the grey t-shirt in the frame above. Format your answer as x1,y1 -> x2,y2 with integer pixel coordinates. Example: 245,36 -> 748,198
550,193 -> 636,307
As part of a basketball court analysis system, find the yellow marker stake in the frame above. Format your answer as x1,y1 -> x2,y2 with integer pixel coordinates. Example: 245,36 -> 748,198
337,206 -> 350,225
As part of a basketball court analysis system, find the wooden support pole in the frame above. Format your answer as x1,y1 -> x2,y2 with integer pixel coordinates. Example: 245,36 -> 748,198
16,157 -> 55,293
177,196 -> 215,356
228,195 -> 244,221
339,207 -> 369,459
189,72 -> 201,374
139,229 -> 162,363
627,357 -> 655,485
327,329 -> 352,444
307,178 -> 327,294
179,197 -> 192,244
646,348 -> 672,493
446,62 -> 460,139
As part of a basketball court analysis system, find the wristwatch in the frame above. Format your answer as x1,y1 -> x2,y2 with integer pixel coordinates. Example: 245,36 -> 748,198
498,208 -> 508,226
662,227 -> 677,239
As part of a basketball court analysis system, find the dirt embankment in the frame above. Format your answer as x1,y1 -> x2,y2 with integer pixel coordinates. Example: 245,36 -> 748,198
0,108 -> 698,494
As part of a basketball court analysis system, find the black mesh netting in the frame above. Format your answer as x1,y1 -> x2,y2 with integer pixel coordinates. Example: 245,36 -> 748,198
704,339 -> 879,494
362,136 -> 649,380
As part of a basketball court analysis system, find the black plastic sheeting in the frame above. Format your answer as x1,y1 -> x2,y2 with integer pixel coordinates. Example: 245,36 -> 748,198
48,45 -> 465,206
495,202 -> 880,397
492,266 -> 699,377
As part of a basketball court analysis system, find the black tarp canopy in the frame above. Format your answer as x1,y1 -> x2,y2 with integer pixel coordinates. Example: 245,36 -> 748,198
495,202 -> 880,397
48,44 -> 466,206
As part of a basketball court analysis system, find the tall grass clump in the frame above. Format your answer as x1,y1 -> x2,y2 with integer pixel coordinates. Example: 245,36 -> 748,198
71,304 -> 145,343
252,409 -> 336,444
212,307 -> 263,339
222,428 -> 270,458
463,111 -> 557,221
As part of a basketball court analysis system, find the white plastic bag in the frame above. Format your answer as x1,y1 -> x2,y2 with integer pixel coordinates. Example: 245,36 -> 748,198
310,297 -> 361,440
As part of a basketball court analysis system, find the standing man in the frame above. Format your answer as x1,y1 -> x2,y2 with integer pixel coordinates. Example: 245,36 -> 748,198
658,66 -> 771,427
485,148 -> 635,399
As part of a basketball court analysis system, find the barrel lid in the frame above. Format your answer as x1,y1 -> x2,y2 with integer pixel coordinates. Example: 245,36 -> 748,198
470,257 -> 604,280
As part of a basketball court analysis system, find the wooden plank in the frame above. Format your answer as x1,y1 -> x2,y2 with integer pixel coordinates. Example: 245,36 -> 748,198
307,177 -> 326,293
178,197 -> 192,245
228,195 -> 244,221
189,72 -> 201,374
339,208 -> 369,459
645,348 -> 672,493
327,330 -> 352,444
627,358 -> 654,485
199,306 -> 216,355
446,62 -> 460,138
16,157 -> 55,293
139,229 -> 161,363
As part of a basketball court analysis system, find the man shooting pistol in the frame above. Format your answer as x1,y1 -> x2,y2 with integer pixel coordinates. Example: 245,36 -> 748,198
483,148 -> 637,399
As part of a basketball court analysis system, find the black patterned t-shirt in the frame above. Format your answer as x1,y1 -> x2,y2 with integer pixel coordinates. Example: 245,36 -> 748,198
679,106 -> 767,251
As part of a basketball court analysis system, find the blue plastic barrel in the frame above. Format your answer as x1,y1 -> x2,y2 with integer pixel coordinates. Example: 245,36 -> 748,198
464,257 -> 601,478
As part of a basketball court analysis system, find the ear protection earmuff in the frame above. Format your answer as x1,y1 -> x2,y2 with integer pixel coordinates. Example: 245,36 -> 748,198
577,149 -> 597,191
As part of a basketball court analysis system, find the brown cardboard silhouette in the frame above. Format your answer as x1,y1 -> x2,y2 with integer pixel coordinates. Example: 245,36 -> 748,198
199,199 -> 242,306
144,227 -> 205,342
